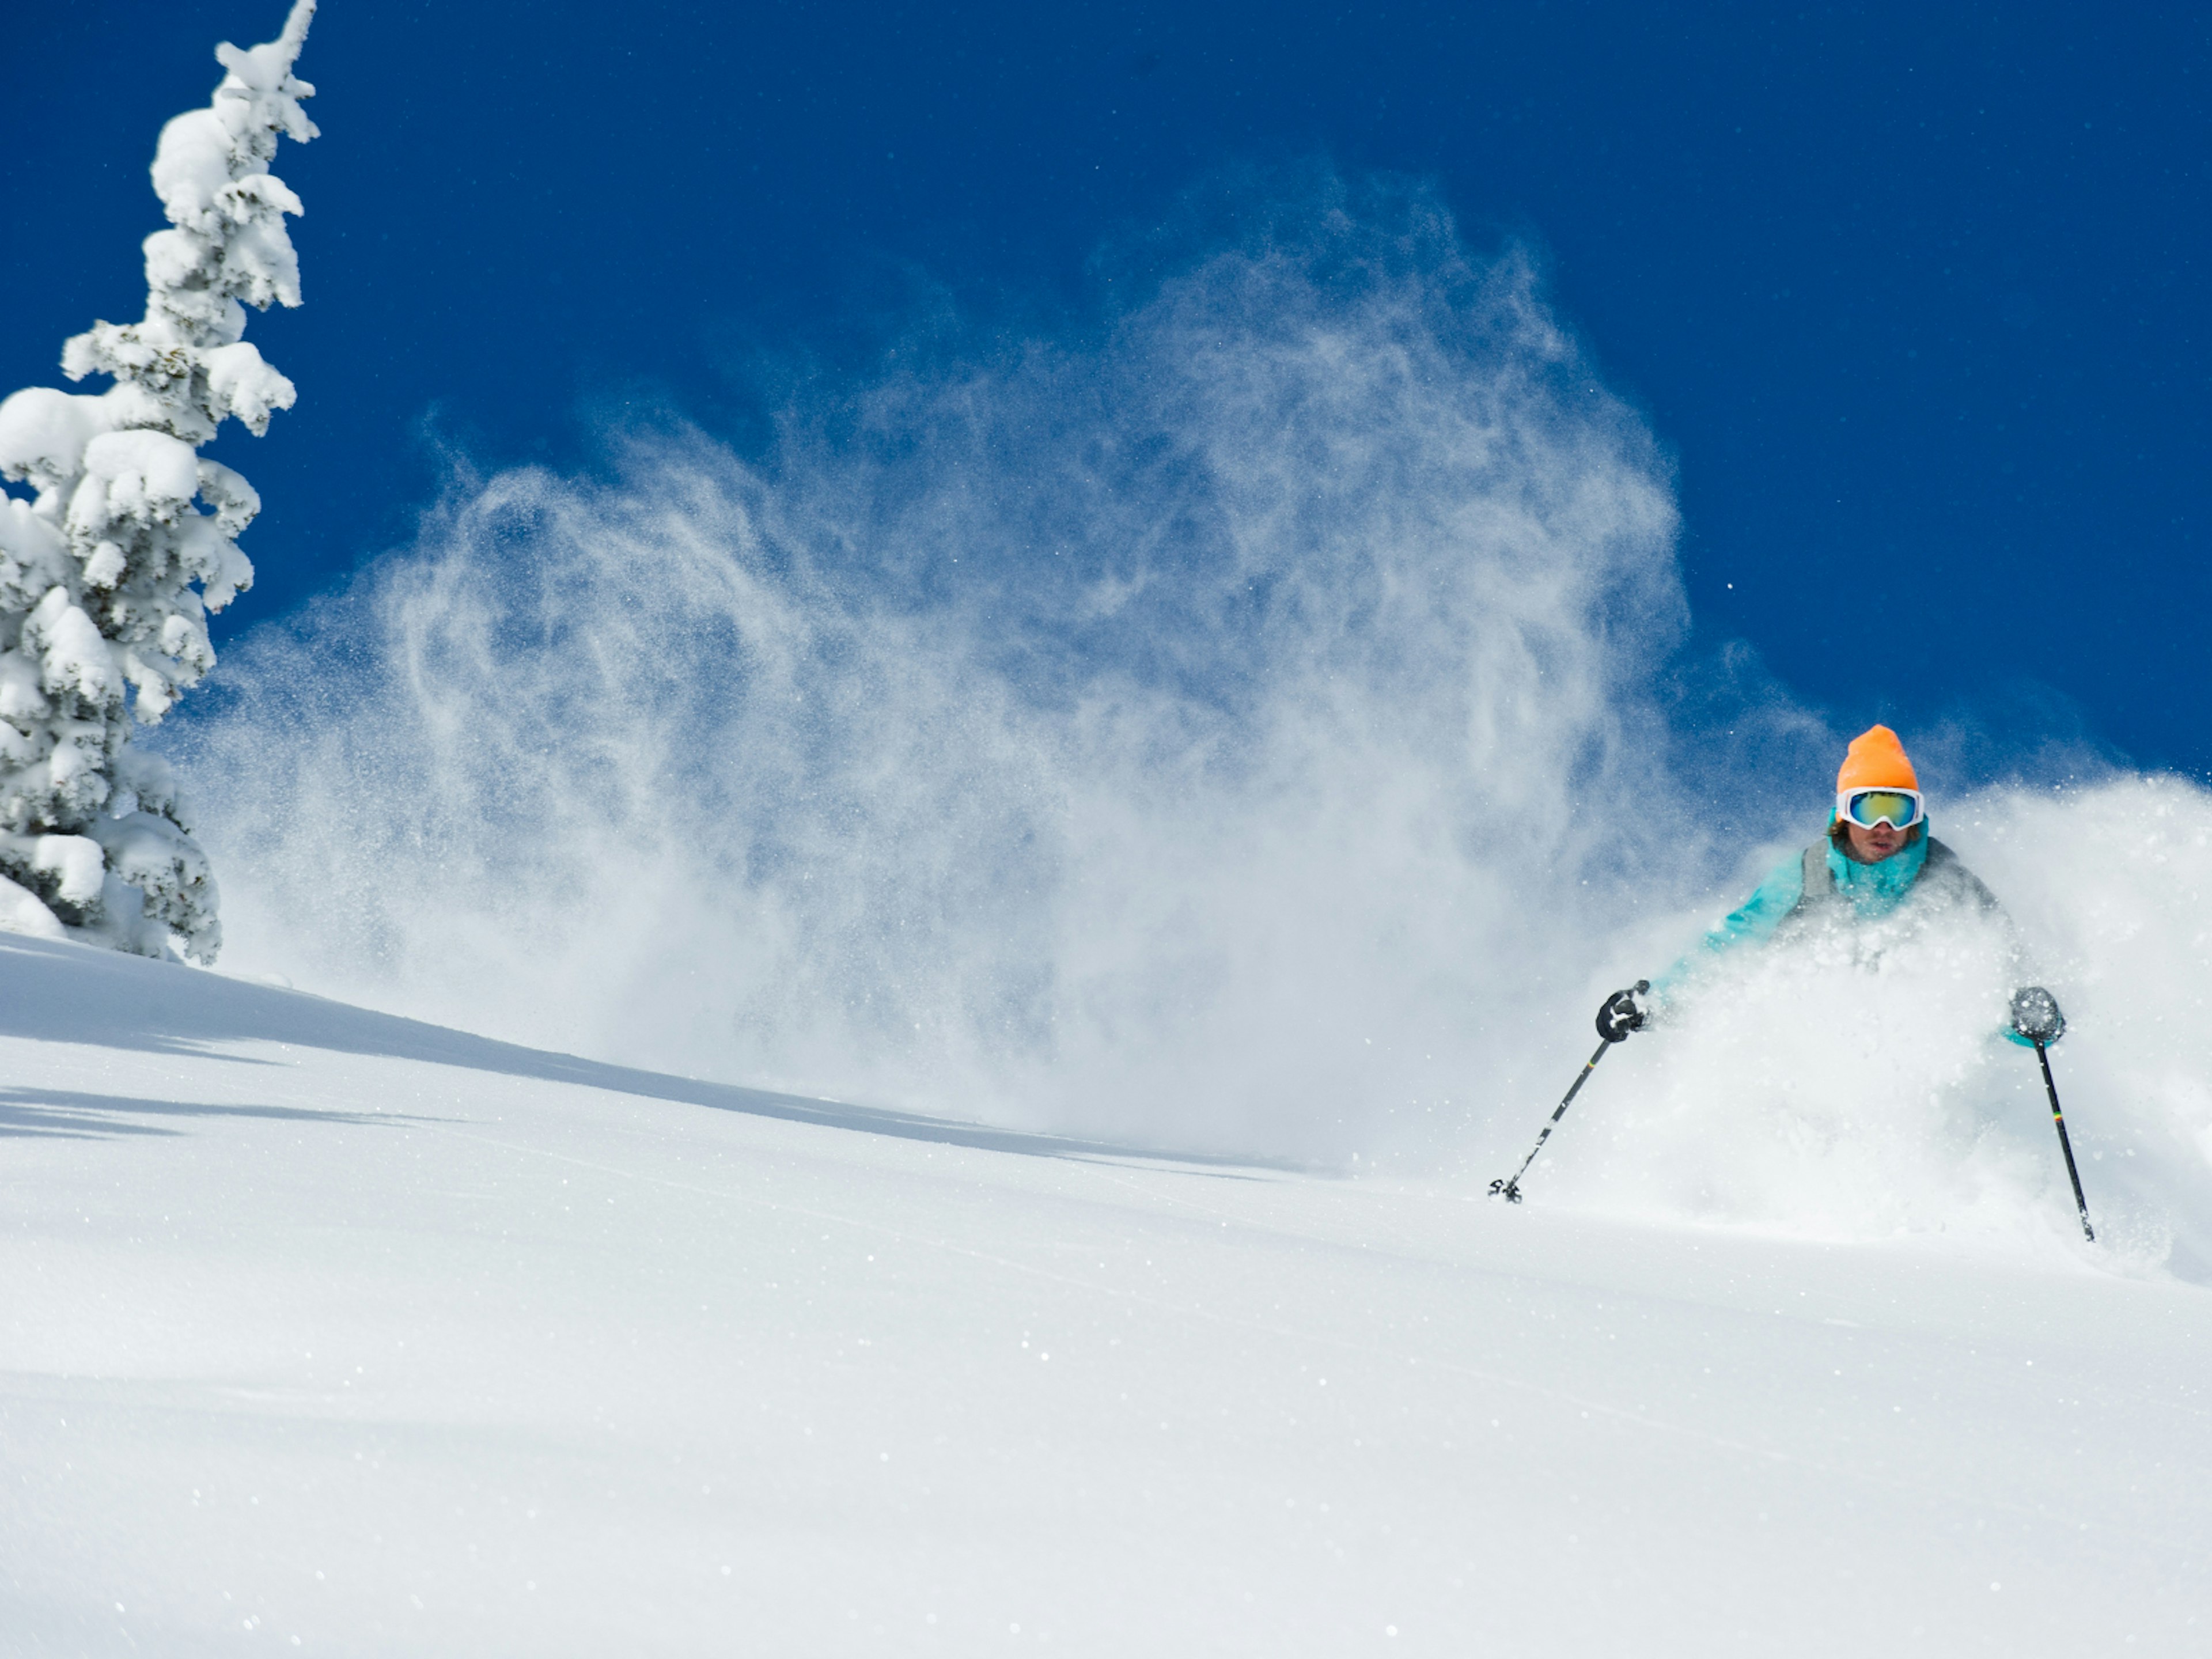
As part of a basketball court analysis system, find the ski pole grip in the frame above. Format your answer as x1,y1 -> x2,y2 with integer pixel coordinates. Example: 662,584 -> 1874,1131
2010,986 -> 2065,1045
1596,980 -> 1650,1044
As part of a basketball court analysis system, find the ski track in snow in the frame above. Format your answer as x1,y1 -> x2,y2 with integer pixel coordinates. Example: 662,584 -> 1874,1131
1,935 -> 2208,1654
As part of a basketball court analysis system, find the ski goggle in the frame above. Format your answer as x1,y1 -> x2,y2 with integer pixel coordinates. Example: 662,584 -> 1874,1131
1837,787 -> 1925,830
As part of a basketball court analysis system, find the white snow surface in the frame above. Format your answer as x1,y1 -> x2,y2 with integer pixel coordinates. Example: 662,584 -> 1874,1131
3,934 -> 2208,1654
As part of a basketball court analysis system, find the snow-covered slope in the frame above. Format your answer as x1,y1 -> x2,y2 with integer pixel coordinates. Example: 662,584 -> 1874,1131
3,933 -> 2208,1656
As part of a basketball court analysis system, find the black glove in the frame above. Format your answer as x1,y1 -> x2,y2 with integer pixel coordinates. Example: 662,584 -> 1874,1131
2010,986 -> 2066,1046
1597,980 -> 1651,1044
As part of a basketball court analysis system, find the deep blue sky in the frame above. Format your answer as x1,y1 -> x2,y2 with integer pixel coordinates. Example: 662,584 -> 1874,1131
7,2 -> 2207,772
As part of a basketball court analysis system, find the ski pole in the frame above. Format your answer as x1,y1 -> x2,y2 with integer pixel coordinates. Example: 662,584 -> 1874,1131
2012,986 -> 2093,1243
1490,980 -> 1647,1205
2033,1041 -> 2094,1243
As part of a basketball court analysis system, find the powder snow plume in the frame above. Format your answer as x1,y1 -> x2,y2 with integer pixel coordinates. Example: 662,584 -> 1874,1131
164,179 -> 2212,1263
172,183 -> 1685,1154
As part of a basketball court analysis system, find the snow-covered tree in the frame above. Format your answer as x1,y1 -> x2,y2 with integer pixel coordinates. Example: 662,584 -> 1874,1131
0,1 -> 316,961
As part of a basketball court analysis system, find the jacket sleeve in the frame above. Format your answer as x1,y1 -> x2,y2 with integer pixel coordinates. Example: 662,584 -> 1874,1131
1647,853 -> 1806,1005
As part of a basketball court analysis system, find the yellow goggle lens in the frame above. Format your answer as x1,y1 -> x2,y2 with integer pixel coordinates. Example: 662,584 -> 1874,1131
1844,790 -> 1921,828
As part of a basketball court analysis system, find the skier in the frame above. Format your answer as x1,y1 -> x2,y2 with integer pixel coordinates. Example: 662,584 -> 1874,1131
1593,724 -> 2061,1043
1495,724 -> 2089,1228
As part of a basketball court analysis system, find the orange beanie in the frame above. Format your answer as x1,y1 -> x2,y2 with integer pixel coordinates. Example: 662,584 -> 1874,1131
1836,724 -> 1919,791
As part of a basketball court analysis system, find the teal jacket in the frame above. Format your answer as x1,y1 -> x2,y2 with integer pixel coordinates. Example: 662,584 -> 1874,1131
1685,829 -> 1935,960
1652,824 -> 2034,1040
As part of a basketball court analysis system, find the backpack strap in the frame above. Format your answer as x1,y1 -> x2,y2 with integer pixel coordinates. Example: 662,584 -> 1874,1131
1920,836 -> 2003,914
1790,831 -> 2001,923
1789,838 -> 1835,919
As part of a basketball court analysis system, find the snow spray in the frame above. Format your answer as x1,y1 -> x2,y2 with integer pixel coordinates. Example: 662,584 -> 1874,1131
164,176 -> 2212,1272
172,180 -> 1690,1154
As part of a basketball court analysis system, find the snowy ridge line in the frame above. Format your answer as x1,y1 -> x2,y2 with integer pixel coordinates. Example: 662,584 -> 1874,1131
427,1119 -> 2161,1552
421,1061 -> 1316,1173
0,934 -> 1306,1171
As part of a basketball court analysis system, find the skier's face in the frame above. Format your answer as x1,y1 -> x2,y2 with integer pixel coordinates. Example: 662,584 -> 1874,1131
1844,819 -> 1908,862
